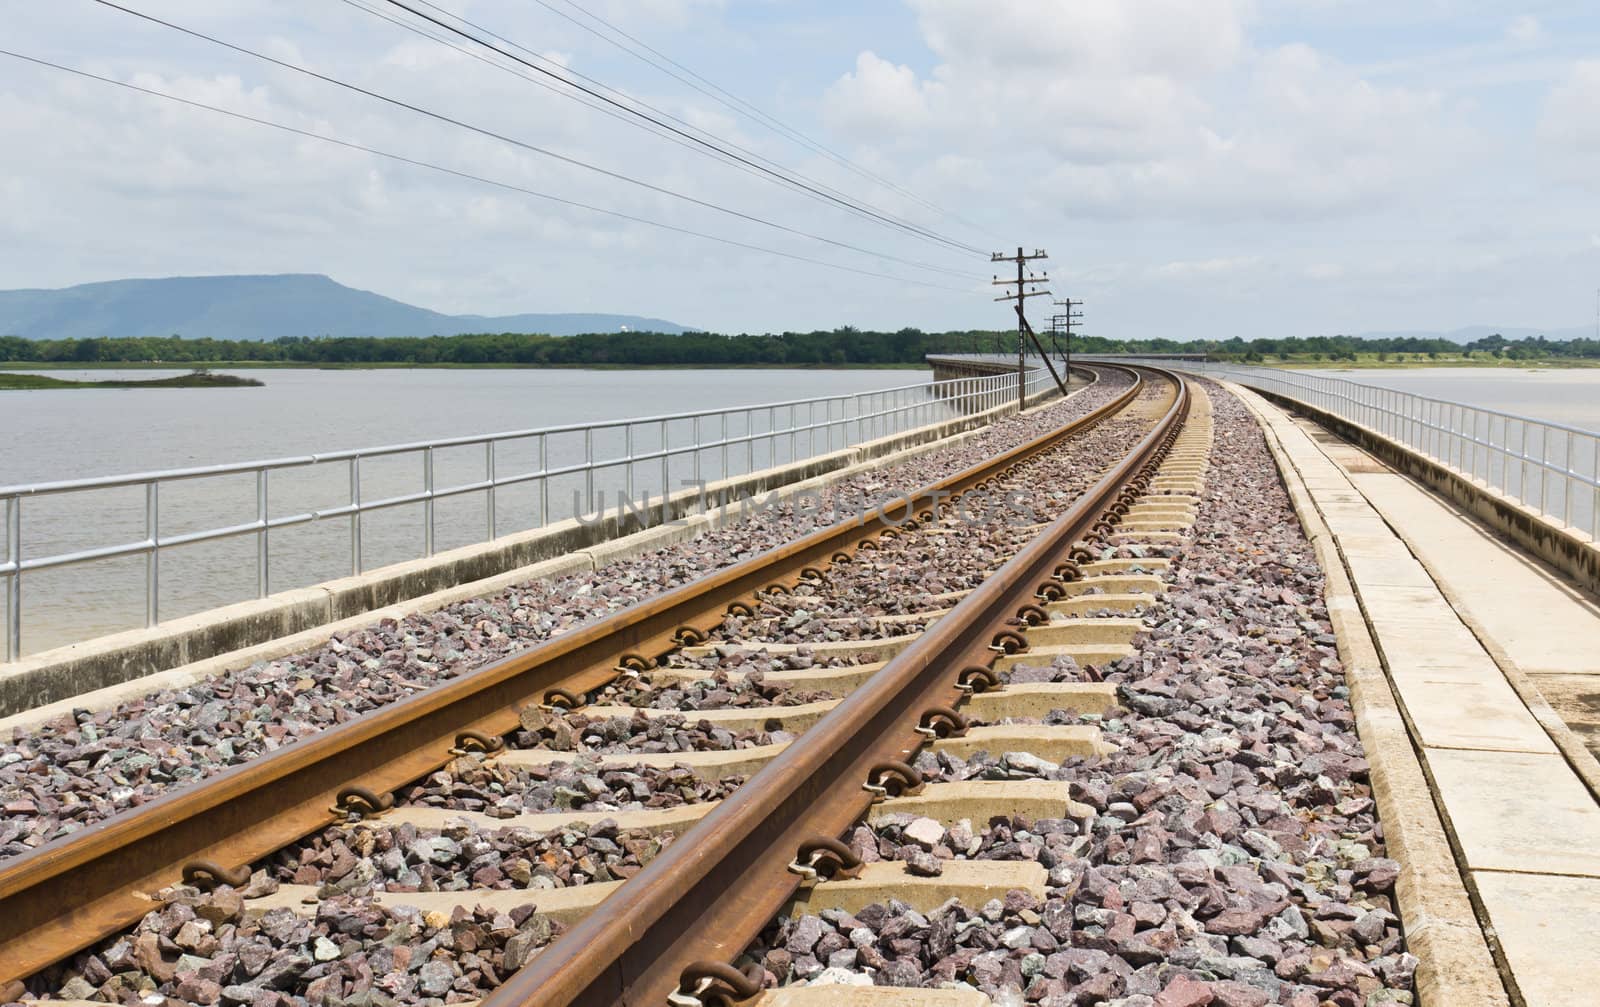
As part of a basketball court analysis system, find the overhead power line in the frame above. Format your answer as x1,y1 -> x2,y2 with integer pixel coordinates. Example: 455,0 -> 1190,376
365,0 -> 914,233
0,48 -> 978,295
85,0 -> 985,281
332,0 -> 977,281
370,0 -> 984,256
332,0 -> 977,280
534,0 -> 1002,239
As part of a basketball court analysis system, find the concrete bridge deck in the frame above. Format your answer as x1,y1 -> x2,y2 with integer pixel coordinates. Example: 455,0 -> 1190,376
1239,383 -> 1600,1007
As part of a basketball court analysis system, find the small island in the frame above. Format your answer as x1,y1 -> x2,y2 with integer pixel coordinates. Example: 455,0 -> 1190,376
0,369 -> 263,391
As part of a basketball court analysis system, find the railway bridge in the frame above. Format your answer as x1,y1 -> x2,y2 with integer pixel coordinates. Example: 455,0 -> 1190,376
1,358 -> 1597,1007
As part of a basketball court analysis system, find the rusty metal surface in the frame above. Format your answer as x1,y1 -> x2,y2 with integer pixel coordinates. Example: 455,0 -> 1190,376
2,367 -> 1147,984
485,368 -> 1188,1007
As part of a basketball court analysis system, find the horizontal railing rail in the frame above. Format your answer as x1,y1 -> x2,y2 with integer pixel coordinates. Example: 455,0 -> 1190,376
1093,356 -> 1600,546
1,360 -> 1062,661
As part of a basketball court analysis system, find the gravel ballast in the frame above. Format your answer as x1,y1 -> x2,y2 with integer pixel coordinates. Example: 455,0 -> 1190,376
17,372 -> 1343,1007
739,382 -> 1414,1006
1,376 -> 1133,854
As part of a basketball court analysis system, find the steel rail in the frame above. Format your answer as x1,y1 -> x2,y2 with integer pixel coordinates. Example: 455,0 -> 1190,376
2,366 -> 1146,983
487,366 -> 1188,1007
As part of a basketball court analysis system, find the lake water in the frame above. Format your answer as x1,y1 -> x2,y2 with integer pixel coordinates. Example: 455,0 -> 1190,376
1304,368 -> 1600,432
0,367 -> 950,655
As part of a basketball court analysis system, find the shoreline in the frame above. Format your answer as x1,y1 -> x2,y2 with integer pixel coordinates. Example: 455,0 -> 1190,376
0,361 -> 933,373
0,372 -> 263,390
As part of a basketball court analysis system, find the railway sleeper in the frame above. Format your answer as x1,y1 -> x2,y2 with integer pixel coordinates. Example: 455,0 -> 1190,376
1113,518 -> 1190,533
327,780 -> 1093,845
1108,529 -> 1184,544
497,722 -> 1117,781
650,659 -> 893,695
1042,592 -> 1158,615
580,680 -> 1118,734
1051,573 -> 1164,596
753,988 -> 991,1007
1076,557 -> 1169,576
249,859 -> 1048,931
677,613 -> 1139,666
677,632 -> 922,662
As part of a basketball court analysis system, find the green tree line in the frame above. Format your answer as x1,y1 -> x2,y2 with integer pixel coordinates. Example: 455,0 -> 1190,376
1,328 -> 1596,366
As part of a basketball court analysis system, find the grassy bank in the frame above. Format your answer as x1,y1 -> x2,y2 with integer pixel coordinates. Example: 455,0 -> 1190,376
0,371 -> 264,390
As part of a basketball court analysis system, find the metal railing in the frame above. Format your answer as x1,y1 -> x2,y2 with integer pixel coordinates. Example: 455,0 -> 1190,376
1,363 -> 1060,661
1100,357 -> 1600,545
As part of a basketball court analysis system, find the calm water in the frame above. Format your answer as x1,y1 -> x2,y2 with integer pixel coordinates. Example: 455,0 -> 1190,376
1305,367 -> 1600,432
0,367 -> 942,655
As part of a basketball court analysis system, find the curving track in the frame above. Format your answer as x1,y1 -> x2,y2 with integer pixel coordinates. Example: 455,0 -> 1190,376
8,364 -> 1190,1003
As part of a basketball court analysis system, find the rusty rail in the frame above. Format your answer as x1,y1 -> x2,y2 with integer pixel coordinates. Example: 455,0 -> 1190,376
2,366 -> 1149,983
486,368 -> 1189,1006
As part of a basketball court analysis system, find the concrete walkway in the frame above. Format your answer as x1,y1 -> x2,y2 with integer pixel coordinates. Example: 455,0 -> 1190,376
1237,386 -> 1600,1007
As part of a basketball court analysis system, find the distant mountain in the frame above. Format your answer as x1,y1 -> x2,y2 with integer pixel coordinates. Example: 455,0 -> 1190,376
0,274 -> 693,340
1354,325 -> 1596,344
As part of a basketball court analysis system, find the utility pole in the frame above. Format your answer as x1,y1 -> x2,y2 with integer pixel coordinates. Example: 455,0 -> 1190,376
993,247 -> 1051,410
1053,297 -> 1083,380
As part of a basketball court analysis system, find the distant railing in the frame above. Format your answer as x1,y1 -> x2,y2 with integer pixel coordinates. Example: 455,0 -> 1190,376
1101,358 -> 1600,544
0,362 -> 1061,661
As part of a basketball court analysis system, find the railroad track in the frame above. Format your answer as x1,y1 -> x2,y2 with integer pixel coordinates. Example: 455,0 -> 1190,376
6,363 -> 1187,1003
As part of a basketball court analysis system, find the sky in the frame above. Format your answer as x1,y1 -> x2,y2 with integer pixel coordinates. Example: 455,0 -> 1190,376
1,0 -> 1597,340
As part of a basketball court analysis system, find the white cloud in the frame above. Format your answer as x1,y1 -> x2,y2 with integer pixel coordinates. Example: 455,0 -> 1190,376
821,12 -> 1468,223
1506,15 -> 1543,46
821,51 -> 932,141
1539,61 -> 1600,173
908,0 -> 1250,78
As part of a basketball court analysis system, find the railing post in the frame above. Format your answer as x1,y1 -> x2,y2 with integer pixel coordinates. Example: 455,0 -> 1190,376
1591,436 -> 1599,542
424,447 -> 435,557
350,457 -> 362,575
660,421 -> 669,524
538,433 -> 549,528
5,497 -> 19,662
721,414 -> 729,478
486,441 -> 497,542
1566,431 -> 1575,527
693,416 -> 702,490
1454,405 -> 1464,471
1521,421 -> 1530,502
746,411 -> 754,473
256,470 -> 269,598
1478,412 -> 1488,483
625,425 -> 635,503
145,481 -> 159,628
585,428 -> 595,517
1540,426 -> 1550,516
